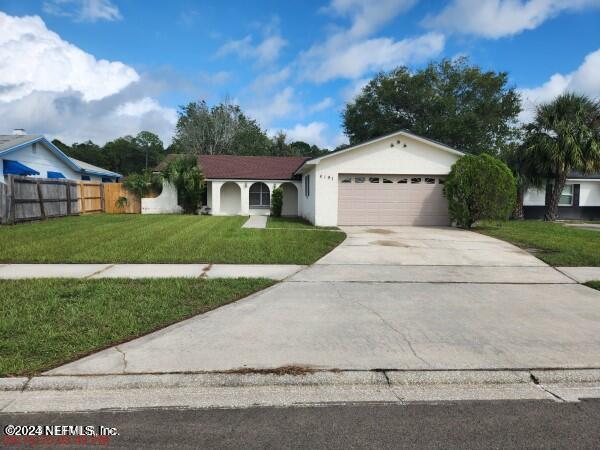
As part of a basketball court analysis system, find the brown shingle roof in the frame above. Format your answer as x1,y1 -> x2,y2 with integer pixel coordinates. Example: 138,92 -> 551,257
198,155 -> 309,180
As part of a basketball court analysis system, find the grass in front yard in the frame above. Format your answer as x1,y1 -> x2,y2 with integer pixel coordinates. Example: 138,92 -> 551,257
0,215 -> 345,264
586,281 -> 600,291
477,220 -> 600,266
267,216 -> 339,230
0,278 -> 273,376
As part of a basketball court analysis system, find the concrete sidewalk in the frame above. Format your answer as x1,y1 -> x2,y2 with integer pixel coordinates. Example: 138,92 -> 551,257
0,263 -> 304,280
557,267 -> 600,283
242,216 -> 267,228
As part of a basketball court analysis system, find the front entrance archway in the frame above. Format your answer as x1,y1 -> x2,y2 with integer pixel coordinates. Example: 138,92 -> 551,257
220,182 -> 241,214
281,182 -> 298,216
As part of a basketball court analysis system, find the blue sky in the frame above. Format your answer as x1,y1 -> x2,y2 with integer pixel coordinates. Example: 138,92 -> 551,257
1,0 -> 600,148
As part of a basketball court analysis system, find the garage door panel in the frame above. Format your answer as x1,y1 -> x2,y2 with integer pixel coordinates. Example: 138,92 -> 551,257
338,174 -> 449,226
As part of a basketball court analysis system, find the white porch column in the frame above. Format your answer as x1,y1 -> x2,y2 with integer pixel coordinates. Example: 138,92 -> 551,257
239,181 -> 250,215
211,181 -> 223,215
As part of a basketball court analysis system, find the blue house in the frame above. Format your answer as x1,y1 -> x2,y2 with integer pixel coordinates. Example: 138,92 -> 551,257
0,132 -> 121,184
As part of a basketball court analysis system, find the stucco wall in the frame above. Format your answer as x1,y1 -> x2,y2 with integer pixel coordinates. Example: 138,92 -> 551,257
309,134 -> 461,226
524,188 -> 546,206
141,181 -> 182,214
300,168 -> 316,224
208,180 -> 302,217
524,181 -> 600,207
579,181 -> 600,206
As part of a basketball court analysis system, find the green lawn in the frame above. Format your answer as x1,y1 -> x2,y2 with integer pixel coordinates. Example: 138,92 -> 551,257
586,281 -> 600,291
477,220 -> 600,266
0,278 -> 272,376
0,215 -> 345,264
267,216 -> 339,230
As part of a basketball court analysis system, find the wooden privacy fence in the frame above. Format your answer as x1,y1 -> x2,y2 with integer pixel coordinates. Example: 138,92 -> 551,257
79,182 -> 104,214
103,182 -> 141,214
0,176 -> 140,224
1,175 -> 80,224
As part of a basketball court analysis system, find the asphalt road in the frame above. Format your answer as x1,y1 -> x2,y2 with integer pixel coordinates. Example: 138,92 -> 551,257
2,400 -> 600,449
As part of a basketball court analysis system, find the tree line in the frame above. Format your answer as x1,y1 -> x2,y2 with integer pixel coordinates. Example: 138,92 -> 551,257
52,103 -> 329,177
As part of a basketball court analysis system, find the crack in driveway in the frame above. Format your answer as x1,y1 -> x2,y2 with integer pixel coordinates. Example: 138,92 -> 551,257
332,283 -> 430,367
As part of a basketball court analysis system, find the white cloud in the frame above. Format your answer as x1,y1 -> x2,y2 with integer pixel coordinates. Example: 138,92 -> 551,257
323,0 -> 417,38
519,48 -> 600,122
300,0 -> 442,82
246,87 -> 300,126
281,122 -> 348,149
308,97 -> 335,113
0,89 -> 177,146
0,12 -> 138,102
217,34 -> 287,66
424,0 -> 600,39
249,67 -> 291,93
43,0 -> 122,22
341,77 -> 370,101
0,12 -> 176,145
307,33 -> 444,83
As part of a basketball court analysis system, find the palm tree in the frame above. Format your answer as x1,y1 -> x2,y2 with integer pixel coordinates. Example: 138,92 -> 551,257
502,142 -> 543,220
164,155 -> 204,214
525,93 -> 600,221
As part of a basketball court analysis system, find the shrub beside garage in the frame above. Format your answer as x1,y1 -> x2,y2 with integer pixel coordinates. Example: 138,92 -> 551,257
444,154 -> 516,229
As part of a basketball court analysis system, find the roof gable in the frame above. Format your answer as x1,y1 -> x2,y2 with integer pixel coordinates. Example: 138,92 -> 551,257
295,130 -> 464,173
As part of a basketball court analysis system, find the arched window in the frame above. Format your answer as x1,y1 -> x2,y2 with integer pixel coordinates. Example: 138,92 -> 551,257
249,182 -> 270,207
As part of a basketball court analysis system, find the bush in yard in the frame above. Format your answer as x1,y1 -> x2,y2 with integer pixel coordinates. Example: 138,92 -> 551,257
123,171 -> 163,199
271,187 -> 283,217
444,154 -> 516,228
164,155 -> 204,214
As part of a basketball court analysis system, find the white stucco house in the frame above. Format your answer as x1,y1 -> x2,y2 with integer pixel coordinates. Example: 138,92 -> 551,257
523,173 -> 600,220
201,130 -> 464,227
0,133 -> 121,184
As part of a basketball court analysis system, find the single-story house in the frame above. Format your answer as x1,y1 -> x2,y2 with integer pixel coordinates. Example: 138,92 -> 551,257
524,173 -> 600,220
0,132 -> 121,184
201,130 -> 464,227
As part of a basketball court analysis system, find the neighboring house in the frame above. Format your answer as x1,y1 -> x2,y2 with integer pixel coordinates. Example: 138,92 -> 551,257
524,173 -> 600,220
0,133 -> 121,184
199,130 -> 463,226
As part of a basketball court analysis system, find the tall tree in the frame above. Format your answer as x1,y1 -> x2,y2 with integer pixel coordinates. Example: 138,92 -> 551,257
343,57 -> 522,156
501,142 -> 543,220
524,93 -> 600,221
134,131 -> 164,171
174,99 -> 270,155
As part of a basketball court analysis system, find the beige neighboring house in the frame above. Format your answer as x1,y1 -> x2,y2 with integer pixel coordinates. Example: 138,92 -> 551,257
195,130 -> 464,226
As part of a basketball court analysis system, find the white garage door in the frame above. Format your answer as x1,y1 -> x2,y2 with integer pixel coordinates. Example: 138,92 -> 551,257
338,174 -> 450,226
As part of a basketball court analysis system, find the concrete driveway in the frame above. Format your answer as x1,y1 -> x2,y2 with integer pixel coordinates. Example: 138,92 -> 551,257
49,226 -> 600,375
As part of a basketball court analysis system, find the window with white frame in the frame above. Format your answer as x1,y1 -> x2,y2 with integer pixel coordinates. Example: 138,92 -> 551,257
305,175 -> 310,197
249,182 -> 270,207
559,184 -> 574,206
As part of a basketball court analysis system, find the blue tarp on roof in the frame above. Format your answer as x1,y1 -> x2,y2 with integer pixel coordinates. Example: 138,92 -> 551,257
2,159 -> 40,176
47,171 -> 66,179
